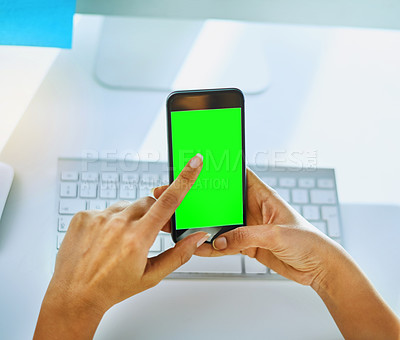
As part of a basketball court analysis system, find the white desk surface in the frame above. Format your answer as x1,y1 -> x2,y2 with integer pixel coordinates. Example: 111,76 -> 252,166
0,15 -> 399,339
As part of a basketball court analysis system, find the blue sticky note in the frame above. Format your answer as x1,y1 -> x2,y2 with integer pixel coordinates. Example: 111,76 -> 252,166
0,0 -> 76,48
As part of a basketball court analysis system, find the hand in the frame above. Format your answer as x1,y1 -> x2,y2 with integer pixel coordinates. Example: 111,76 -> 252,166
156,168 -> 400,340
155,168 -> 339,286
201,169 -> 344,286
34,154 -> 209,340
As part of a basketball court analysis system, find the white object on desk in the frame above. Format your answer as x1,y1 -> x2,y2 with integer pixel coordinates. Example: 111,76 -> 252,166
95,17 -> 270,94
0,162 -> 14,220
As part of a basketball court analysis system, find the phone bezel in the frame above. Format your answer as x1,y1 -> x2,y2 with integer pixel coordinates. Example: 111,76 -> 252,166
166,88 -> 247,243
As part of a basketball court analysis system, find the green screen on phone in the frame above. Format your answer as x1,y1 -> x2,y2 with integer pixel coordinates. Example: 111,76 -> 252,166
171,107 -> 244,230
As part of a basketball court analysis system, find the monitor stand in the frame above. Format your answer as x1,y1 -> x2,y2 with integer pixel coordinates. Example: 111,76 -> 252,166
94,17 -> 270,94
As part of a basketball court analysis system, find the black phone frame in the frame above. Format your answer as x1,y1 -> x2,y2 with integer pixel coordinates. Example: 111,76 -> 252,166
166,88 -> 247,243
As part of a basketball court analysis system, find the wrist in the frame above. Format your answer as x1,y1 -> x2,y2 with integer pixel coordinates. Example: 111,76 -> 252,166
310,240 -> 353,297
34,280 -> 106,340
310,240 -> 400,340
310,238 -> 371,305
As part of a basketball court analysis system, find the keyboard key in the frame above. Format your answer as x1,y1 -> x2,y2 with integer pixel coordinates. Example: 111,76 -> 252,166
291,189 -> 309,204
122,173 -> 139,183
310,190 -> 336,204
261,176 -> 277,187
175,255 -> 242,273
276,188 -> 290,202
298,178 -> 315,188
60,183 -> 77,198
141,173 -> 159,185
160,173 -> 169,185
57,233 -> 65,249
107,200 -> 122,207
321,206 -> 341,237
100,182 -> 117,199
61,171 -> 78,181
119,183 -> 137,200
59,199 -> 86,214
138,185 -> 152,198
244,256 -> 267,274
81,172 -> 98,182
313,221 -> 327,234
89,200 -> 107,210
58,215 -> 73,231
149,236 -> 162,252
279,177 -> 296,187
101,173 -> 119,182
108,200 -> 136,207
318,178 -> 334,188
80,183 -> 97,198
292,205 -> 302,214
302,205 -> 320,220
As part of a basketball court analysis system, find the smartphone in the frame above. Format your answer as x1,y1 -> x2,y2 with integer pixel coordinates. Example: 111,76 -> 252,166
167,88 -> 246,243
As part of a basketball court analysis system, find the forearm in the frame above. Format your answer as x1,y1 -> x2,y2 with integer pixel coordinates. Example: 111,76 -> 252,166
34,283 -> 104,340
312,246 -> 400,340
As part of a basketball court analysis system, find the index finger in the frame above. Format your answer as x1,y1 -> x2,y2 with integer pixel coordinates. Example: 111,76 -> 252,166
141,153 -> 203,234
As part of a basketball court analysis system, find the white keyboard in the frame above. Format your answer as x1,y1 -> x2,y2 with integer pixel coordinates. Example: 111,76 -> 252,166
56,158 -> 342,279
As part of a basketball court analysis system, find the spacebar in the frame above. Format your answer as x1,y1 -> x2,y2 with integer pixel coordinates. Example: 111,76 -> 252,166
175,255 -> 242,274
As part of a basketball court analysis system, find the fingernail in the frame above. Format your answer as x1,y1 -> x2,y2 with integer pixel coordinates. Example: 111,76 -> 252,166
189,153 -> 203,169
150,187 -> 157,196
212,236 -> 227,250
197,233 -> 211,247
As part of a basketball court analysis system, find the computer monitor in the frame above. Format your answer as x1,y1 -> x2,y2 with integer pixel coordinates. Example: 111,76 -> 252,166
75,0 -> 400,93
76,0 -> 400,30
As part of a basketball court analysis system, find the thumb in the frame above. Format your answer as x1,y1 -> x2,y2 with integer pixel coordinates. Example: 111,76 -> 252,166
145,232 -> 210,280
212,225 -> 278,255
